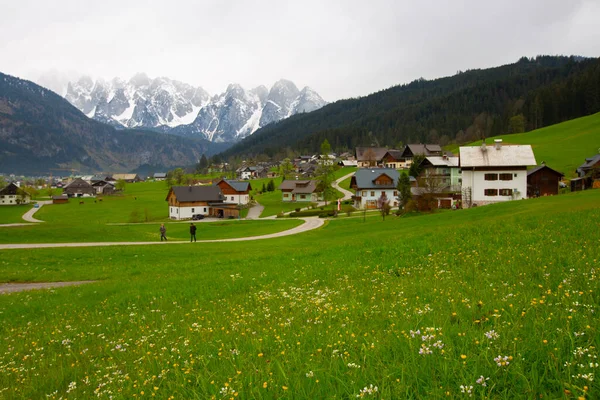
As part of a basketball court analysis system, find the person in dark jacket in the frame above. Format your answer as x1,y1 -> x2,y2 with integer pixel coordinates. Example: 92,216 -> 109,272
160,224 -> 167,241
190,223 -> 197,242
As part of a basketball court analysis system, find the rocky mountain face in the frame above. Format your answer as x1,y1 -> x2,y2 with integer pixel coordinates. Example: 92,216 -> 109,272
0,72 -> 224,175
63,75 -> 327,143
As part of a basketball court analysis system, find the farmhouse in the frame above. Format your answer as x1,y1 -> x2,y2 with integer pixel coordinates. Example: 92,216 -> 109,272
153,172 -> 167,181
63,178 -> 96,198
279,180 -> 322,202
91,180 -> 116,195
527,164 -> 564,197
237,166 -> 267,180
459,140 -> 536,208
111,173 -> 143,183
381,149 -> 405,169
572,153 -> 600,191
355,147 -> 389,167
0,182 -> 31,205
166,186 -> 240,220
350,168 -> 400,209
214,179 -> 252,205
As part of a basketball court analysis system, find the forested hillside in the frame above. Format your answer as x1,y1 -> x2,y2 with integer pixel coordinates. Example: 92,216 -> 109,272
222,56 -> 600,158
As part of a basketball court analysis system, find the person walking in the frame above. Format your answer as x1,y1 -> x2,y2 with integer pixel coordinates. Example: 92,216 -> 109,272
190,222 -> 197,242
159,223 -> 167,241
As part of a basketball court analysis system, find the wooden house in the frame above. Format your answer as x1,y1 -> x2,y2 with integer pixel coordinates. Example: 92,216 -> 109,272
527,164 -> 564,197
572,154 -> 600,191
62,178 -> 96,198
52,195 -> 69,204
91,180 -> 116,195
355,147 -> 389,167
214,179 -> 252,205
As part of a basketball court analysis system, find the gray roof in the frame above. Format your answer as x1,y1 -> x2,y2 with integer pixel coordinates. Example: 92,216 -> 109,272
384,150 -> 404,160
459,145 -> 536,167
352,168 -> 400,189
154,173 -> 167,178
527,164 -> 564,177
217,179 -> 250,192
577,154 -> 600,173
423,156 -> 460,167
279,180 -> 319,193
169,186 -> 223,202
403,144 -> 442,157
356,147 -> 389,162
63,178 -> 93,189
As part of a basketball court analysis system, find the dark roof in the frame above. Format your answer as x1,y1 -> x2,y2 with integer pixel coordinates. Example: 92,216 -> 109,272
279,180 -> 319,193
154,173 -> 167,178
402,144 -> 442,157
356,147 -> 389,162
577,154 -> 600,173
383,150 -> 404,160
169,186 -> 223,202
0,182 -> 29,196
216,179 -> 250,192
63,178 -> 93,189
351,168 -> 400,189
91,180 -> 114,187
527,164 -> 564,177
52,195 -> 69,200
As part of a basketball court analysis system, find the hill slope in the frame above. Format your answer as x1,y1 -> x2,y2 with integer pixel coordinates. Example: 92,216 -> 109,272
453,112 -> 600,177
221,56 -> 600,158
0,72 -> 226,175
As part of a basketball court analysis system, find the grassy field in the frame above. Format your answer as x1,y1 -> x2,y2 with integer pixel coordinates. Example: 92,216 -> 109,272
1,189 -> 599,398
448,112 -> 600,177
0,204 -> 32,224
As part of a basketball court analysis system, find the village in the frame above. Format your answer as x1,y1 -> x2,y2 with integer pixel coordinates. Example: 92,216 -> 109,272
1,142 -> 599,222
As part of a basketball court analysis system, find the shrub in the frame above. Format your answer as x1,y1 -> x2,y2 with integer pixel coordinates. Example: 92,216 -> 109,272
295,208 -> 301,212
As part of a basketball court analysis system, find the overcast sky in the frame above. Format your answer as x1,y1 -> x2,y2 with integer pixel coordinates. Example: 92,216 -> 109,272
1,0 -> 599,101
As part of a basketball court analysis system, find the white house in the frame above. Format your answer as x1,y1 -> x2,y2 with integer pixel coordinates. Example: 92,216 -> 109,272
166,186 -> 240,219
350,168 -> 400,209
459,140 -> 536,208
0,182 -> 31,205
279,180 -> 322,202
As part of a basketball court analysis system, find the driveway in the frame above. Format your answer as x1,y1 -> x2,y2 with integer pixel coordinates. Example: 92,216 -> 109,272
333,172 -> 355,201
245,203 -> 264,219
22,200 -> 52,223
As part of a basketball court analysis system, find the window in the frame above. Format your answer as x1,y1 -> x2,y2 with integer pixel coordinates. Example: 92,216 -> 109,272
514,173 -> 518,177
370,191 -> 375,196
191,208 -> 195,213
283,193 -> 289,197
484,173 -> 498,181
231,196 -> 234,201
499,173 -> 512,181
362,191 -> 367,196
203,208 -> 207,212
300,195 -> 306,199
499,189 -> 513,196
393,191 -> 398,197
484,189 -> 498,196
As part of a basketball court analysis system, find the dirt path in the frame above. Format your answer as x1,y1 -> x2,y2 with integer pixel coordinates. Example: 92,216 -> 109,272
0,280 -> 97,294
333,172 -> 355,201
0,217 -> 325,250
246,203 -> 264,219
22,200 -> 52,223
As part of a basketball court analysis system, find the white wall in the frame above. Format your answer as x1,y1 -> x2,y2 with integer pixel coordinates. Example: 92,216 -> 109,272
223,194 -> 249,205
169,205 -> 210,220
0,194 -> 31,205
462,170 -> 527,206
354,188 -> 398,209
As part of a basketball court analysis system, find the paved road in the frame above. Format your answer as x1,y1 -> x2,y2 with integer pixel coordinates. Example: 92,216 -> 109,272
333,172 -> 355,201
246,203 -> 264,219
0,217 -> 325,250
22,200 -> 52,223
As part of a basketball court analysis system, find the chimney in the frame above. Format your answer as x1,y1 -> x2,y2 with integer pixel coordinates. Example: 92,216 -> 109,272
480,139 -> 487,152
494,139 -> 502,150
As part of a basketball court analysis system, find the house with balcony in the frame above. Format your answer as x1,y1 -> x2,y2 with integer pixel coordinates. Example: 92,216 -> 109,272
418,155 -> 461,192
459,140 -> 536,208
166,185 -> 240,219
279,180 -> 322,202
214,179 -> 251,205
0,182 -> 31,205
350,168 -> 400,209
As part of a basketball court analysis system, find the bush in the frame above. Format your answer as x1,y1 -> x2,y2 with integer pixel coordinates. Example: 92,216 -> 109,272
276,211 -> 286,218
318,210 -> 336,218
289,210 -> 326,217
295,208 -> 301,212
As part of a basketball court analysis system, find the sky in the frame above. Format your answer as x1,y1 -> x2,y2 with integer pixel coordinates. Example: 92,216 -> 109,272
1,0 -> 599,101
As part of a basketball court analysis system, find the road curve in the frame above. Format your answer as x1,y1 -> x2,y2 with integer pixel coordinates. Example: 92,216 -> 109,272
333,172 -> 355,201
0,217 -> 325,250
22,200 -> 52,223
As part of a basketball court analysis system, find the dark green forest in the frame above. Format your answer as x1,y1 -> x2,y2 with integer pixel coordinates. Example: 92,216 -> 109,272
221,56 -> 600,159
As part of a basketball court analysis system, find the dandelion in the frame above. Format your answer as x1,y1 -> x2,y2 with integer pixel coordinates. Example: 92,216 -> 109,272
476,376 -> 489,386
460,385 -> 473,396
460,354 -> 467,360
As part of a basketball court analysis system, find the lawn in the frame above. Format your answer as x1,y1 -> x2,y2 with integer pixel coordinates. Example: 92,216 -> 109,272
1,190 -> 599,399
447,112 -> 600,177
0,204 -> 32,224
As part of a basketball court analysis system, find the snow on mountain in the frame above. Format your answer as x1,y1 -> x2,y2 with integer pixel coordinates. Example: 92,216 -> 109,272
63,74 -> 327,142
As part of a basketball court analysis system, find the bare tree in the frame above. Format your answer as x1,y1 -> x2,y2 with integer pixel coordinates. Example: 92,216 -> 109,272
377,192 -> 391,220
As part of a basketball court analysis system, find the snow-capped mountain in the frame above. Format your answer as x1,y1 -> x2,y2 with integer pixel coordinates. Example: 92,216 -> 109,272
62,75 -> 327,142
65,73 -> 210,129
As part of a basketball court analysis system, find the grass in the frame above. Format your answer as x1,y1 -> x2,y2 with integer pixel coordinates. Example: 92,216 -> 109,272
447,112 -> 600,177
1,189 -> 599,398
0,204 -> 32,224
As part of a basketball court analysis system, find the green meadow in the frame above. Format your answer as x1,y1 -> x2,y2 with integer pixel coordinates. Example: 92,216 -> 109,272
448,112 -> 600,177
0,204 -> 32,224
1,189 -> 599,399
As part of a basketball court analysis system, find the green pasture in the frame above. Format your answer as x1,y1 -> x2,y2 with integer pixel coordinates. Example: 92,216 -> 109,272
448,112 -> 600,177
1,189 -> 599,398
0,204 -> 32,224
